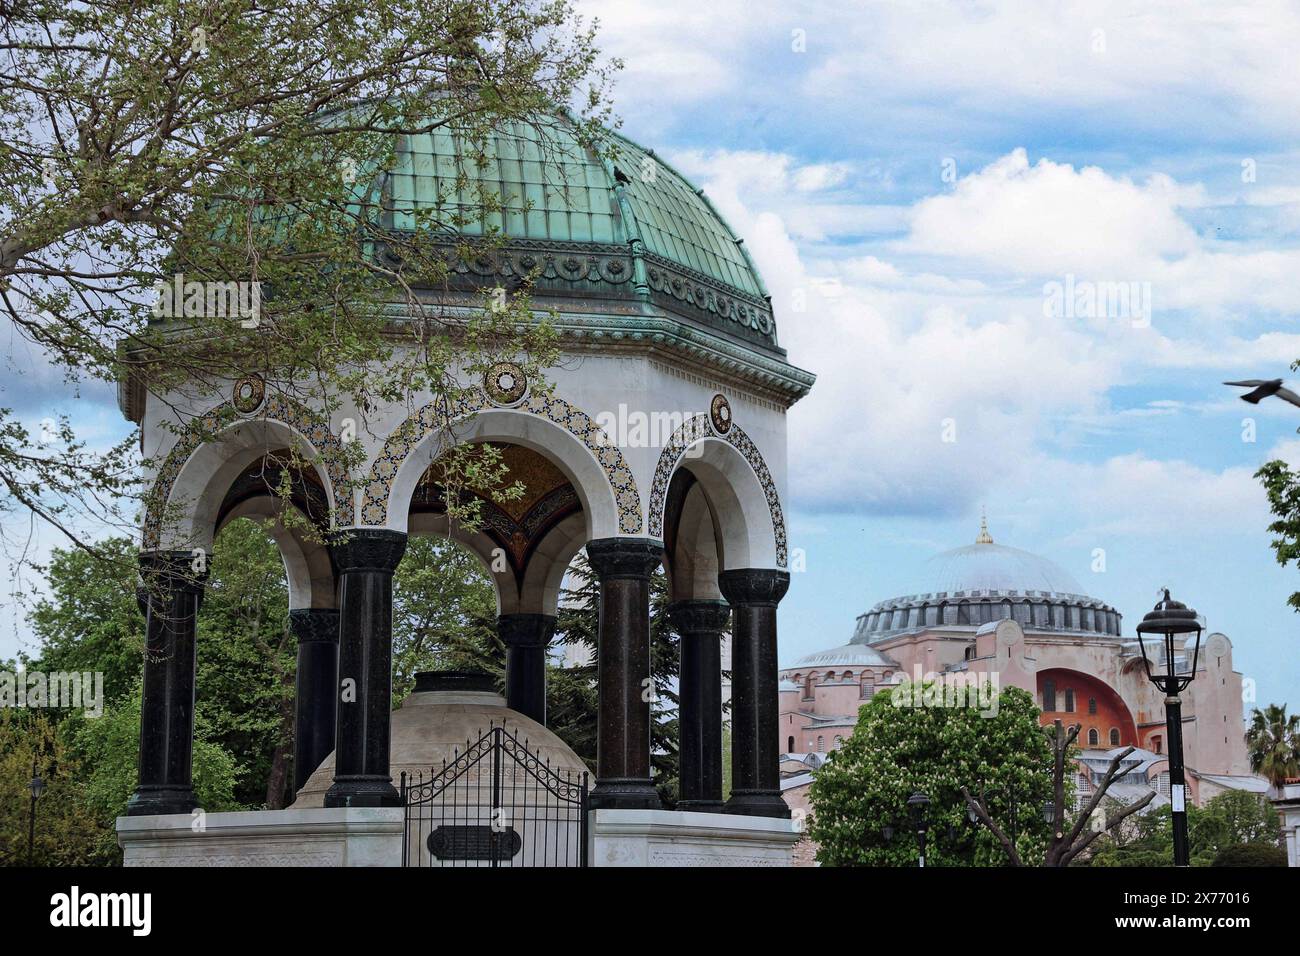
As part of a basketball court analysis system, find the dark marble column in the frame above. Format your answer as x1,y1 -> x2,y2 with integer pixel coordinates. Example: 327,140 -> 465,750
324,529 -> 406,808
290,608 -> 340,793
498,613 -> 554,725
667,600 -> 729,812
719,569 -> 791,818
127,551 -> 207,816
586,537 -> 664,811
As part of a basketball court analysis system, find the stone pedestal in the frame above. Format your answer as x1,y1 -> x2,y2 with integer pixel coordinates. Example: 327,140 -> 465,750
116,808 -> 403,867
588,809 -> 799,867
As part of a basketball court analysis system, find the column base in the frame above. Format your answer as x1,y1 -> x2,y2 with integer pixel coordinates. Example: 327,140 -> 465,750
724,790 -> 791,819
676,799 -> 725,813
323,777 -> 401,809
126,785 -> 197,817
589,778 -> 663,811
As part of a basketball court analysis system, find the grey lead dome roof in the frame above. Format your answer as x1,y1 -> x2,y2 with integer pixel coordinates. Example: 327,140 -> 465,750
852,517 -> 1123,642
920,541 -> 1083,595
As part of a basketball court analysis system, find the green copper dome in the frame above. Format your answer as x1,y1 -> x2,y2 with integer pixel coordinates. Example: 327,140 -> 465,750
392,119 -> 763,296
379,114 -> 781,354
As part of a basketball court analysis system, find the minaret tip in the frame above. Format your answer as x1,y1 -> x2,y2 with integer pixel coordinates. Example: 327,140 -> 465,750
976,508 -> 993,545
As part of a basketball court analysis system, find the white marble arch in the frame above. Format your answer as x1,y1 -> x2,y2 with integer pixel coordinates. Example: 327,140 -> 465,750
151,416 -> 343,554
379,408 -> 620,541
218,498 -> 335,611
518,511 -> 589,617
661,436 -> 778,572
665,478 -> 723,602
405,511 -> 517,616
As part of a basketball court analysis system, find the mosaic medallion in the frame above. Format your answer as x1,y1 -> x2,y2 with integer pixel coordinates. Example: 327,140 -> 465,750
232,375 -> 266,414
710,393 -> 733,435
484,362 -> 527,406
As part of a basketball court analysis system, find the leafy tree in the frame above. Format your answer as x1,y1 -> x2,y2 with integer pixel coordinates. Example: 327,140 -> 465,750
391,535 -> 500,703
194,518 -> 295,808
0,0 -> 611,567
1245,703 -> 1300,787
1083,790 -> 1282,867
1193,788 -> 1284,852
1213,842 -> 1288,866
24,519 -> 294,808
68,685 -> 242,862
22,536 -> 144,705
0,711 -> 111,866
808,683 -> 1055,866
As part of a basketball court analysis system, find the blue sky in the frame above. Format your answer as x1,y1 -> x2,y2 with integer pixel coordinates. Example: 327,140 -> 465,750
2,2 -> 1297,714
582,0 -> 1300,711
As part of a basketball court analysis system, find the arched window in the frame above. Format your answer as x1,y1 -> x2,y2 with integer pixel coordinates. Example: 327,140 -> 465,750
1001,599 -> 1014,620
817,735 -> 825,751
803,676 -> 814,700
1088,728 -> 1099,746
1088,697 -> 1097,715
1109,728 -> 1121,746
787,736 -> 795,753
964,644 -> 976,661
1043,679 -> 1057,712
1151,735 -> 1162,754
957,601 -> 971,625
1064,689 -> 1075,713
834,735 -> 843,747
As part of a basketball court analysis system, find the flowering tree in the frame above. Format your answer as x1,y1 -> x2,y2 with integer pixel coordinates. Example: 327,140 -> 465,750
807,683 -> 1054,866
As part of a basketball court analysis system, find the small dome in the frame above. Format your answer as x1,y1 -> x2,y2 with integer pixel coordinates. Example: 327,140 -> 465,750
785,643 -> 897,670
291,675 -> 589,808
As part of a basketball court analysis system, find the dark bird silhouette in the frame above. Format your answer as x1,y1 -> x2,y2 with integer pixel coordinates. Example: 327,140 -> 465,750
1224,378 -> 1300,407
612,166 -> 631,185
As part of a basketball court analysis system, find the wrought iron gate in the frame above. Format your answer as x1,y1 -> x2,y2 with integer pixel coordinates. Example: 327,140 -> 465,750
400,722 -> 589,867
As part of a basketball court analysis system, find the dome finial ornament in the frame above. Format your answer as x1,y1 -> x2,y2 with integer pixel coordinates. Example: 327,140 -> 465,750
976,508 -> 993,545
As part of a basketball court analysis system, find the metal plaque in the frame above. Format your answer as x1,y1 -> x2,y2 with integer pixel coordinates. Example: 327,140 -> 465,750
427,825 -> 522,861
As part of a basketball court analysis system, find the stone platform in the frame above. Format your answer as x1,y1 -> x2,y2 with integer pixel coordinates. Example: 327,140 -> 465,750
589,809 -> 799,867
116,807 -> 403,867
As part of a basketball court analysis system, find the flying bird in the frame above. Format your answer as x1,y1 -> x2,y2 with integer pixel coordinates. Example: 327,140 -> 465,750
1223,378 -> 1300,407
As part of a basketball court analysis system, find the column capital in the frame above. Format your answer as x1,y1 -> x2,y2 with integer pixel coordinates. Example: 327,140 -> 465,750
667,599 -> 731,636
497,613 -> 556,649
330,528 -> 407,574
718,568 -> 790,607
138,549 -> 208,593
586,537 -> 663,580
289,608 -> 340,644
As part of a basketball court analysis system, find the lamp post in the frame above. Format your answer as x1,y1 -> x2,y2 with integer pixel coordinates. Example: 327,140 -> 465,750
27,753 -> 46,866
1136,588 -> 1203,867
907,791 -> 930,868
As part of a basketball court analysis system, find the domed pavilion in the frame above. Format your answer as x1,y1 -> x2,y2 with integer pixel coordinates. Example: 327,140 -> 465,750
116,113 -> 813,867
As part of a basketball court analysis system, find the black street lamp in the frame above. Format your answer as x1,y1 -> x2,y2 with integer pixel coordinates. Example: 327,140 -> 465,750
27,753 -> 46,866
907,791 -> 930,868
1136,588 -> 1203,867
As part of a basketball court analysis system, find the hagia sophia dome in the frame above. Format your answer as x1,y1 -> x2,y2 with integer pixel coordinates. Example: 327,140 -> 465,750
847,516 -> 1123,647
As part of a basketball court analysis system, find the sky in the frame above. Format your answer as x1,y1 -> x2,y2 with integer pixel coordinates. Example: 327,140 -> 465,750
577,0 -> 1300,711
2,1 -> 1298,713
